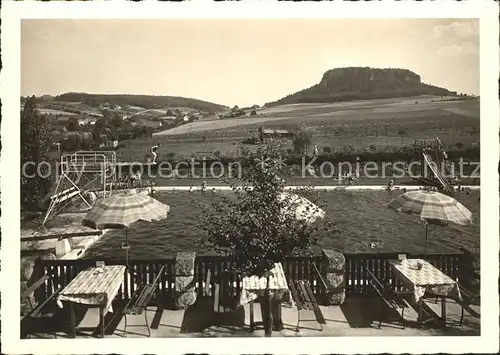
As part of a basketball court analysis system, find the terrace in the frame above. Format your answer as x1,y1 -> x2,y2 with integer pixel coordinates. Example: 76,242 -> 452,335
21,251 -> 480,338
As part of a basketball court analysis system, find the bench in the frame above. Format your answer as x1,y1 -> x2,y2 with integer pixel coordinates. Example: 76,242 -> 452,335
288,278 -> 326,332
21,275 -> 65,338
362,264 -> 411,329
123,265 -> 165,337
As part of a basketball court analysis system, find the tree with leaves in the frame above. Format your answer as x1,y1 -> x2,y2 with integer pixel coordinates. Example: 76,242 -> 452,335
66,117 -> 80,131
111,114 -> 123,128
293,126 -> 313,155
21,97 -> 54,211
398,128 -> 407,145
198,142 -> 336,335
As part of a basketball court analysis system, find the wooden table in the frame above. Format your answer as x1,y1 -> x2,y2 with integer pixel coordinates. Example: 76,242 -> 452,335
58,265 -> 126,338
239,263 -> 290,333
389,259 -> 462,326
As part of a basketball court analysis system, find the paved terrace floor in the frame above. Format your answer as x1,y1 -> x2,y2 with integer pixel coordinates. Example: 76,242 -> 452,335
29,296 -> 479,338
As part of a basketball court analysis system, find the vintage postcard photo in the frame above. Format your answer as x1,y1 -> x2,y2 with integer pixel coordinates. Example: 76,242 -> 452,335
1,1 -> 499,354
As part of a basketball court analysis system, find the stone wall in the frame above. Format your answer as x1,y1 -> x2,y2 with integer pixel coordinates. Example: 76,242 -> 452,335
322,249 -> 346,305
174,252 -> 197,309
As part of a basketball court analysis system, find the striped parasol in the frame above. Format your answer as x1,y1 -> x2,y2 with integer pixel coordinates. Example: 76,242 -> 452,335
388,190 -> 472,257
279,192 -> 326,223
83,192 -> 170,266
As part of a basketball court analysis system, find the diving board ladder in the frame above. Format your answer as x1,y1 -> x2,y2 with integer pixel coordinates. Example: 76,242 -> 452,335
42,151 -> 117,226
422,152 -> 454,194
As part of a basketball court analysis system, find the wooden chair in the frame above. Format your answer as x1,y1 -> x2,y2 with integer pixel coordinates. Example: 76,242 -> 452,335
361,263 -> 411,329
123,265 -> 165,337
21,275 -> 66,338
287,263 -> 327,332
433,262 -> 480,325
288,279 -> 326,331
456,281 -> 480,325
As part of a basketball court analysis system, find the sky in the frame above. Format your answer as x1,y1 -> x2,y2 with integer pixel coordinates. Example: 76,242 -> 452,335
21,19 -> 479,107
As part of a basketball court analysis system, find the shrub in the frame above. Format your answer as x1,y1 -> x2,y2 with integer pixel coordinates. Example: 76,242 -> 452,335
293,126 -> 313,155
21,97 -> 54,211
198,142 -> 336,279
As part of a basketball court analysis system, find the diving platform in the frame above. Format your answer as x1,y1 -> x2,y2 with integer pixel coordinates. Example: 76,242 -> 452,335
413,138 -> 454,194
43,151 -> 117,226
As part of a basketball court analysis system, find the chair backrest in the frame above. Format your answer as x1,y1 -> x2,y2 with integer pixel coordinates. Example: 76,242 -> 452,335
361,263 -> 384,290
150,265 -> 166,287
21,275 -> 50,300
311,262 -> 328,290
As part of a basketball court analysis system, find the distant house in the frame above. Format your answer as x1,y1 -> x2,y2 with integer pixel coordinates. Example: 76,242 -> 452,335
98,133 -> 118,149
65,131 -> 92,140
258,126 -> 294,143
158,116 -> 178,121
139,119 -> 162,128
83,117 -> 97,125
99,140 -> 118,149
87,112 -> 104,118
56,115 -> 74,123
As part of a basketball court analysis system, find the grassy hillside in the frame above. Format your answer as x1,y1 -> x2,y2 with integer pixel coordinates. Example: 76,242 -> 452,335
114,97 -> 480,162
265,67 -> 457,106
54,93 -> 228,114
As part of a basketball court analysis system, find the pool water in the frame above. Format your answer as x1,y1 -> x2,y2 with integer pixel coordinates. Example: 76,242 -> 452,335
83,190 -> 480,260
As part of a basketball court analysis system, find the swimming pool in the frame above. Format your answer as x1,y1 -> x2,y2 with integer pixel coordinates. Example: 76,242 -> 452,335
83,190 -> 480,260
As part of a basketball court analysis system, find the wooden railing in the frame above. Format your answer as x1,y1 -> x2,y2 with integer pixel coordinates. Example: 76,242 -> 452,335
35,258 -> 176,304
343,252 -> 462,296
33,251 -> 468,307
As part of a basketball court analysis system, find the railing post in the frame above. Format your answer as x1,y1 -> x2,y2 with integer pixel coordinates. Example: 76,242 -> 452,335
174,252 -> 197,309
322,249 -> 346,305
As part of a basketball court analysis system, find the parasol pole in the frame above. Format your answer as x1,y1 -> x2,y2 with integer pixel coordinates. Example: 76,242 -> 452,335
423,223 -> 428,260
124,227 -> 129,269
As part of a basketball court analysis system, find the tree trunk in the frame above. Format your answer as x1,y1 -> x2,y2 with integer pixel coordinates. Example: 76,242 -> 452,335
263,273 -> 273,337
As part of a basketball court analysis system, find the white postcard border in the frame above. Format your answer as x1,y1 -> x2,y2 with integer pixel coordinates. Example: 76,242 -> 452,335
1,1 -> 498,354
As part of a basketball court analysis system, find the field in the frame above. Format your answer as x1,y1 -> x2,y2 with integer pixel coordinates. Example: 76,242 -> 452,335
115,96 -> 479,162
38,109 -> 78,116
